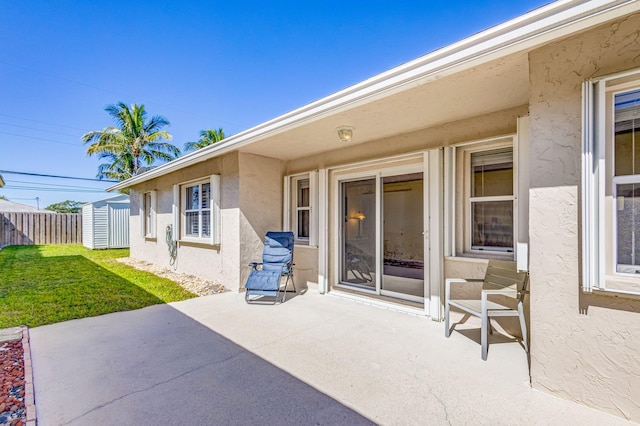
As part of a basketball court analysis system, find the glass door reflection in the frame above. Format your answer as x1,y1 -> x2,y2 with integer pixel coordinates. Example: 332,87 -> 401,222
341,178 -> 376,289
381,173 -> 424,301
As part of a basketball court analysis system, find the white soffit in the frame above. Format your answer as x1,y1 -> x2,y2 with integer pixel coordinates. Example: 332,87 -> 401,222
108,0 -> 640,191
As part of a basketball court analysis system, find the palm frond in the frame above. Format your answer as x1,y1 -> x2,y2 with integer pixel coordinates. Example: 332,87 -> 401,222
84,102 -> 177,181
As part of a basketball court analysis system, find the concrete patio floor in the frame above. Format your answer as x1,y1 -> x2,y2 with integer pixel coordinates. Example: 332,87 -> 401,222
30,289 -> 634,425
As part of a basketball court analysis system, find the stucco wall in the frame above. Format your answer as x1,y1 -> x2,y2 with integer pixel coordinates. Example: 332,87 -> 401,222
129,152 -> 242,290
528,14 -> 640,421
238,152 -> 286,286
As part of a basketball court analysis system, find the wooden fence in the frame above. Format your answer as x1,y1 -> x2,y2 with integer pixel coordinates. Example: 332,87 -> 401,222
0,212 -> 82,247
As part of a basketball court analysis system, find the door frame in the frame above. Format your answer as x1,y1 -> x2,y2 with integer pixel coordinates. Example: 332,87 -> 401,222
330,153 -> 440,315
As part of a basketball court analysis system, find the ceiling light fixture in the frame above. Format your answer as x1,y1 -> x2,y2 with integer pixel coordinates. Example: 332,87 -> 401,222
336,125 -> 354,143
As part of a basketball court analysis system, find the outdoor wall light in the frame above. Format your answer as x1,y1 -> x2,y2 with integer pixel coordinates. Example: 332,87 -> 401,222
337,126 -> 355,143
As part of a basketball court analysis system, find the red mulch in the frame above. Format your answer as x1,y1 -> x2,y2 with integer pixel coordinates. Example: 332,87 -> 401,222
0,340 -> 25,426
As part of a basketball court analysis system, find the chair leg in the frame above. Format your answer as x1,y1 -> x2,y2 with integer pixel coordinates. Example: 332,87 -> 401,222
481,315 -> 488,361
481,296 -> 488,361
281,276 -> 288,303
518,302 -> 528,353
444,302 -> 451,338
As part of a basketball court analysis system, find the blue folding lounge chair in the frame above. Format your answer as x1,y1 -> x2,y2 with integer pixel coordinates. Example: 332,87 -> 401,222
245,231 -> 296,304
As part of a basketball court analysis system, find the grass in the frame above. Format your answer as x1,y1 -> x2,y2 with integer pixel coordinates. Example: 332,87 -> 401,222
0,244 -> 196,328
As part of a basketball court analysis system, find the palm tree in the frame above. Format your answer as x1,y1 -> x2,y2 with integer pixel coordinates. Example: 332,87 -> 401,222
183,128 -> 225,153
82,103 -> 180,181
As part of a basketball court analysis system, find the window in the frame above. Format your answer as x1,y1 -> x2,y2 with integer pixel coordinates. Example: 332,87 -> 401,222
140,190 -> 156,238
582,68 -> 640,294
469,148 -> 515,252
177,175 -> 221,244
613,88 -> 640,274
183,180 -> 211,239
144,193 -> 152,236
296,179 -> 310,240
284,172 -> 317,245
448,137 -> 517,258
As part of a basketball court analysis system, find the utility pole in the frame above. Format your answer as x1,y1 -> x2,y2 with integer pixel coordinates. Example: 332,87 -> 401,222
36,197 -> 40,210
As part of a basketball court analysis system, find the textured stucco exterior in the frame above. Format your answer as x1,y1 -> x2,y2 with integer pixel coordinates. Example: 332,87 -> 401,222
129,152 -> 284,292
528,14 -> 640,421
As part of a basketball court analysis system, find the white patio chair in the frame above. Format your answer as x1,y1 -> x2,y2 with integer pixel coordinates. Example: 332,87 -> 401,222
444,259 -> 529,360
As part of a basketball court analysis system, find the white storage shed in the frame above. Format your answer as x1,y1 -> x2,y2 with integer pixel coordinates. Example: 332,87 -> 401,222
82,195 -> 130,249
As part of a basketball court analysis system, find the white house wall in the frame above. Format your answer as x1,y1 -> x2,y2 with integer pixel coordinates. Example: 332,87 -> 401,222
130,153 -> 240,289
237,152 -> 286,286
129,151 -> 286,292
528,13 -> 640,421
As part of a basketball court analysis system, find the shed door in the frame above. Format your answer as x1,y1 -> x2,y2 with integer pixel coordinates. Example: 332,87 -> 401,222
108,204 -> 130,248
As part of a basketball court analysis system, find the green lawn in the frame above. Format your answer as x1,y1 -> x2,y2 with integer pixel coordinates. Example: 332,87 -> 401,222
0,244 -> 196,328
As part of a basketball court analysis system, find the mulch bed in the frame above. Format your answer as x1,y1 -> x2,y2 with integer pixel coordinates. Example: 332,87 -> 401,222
0,340 -> 25,426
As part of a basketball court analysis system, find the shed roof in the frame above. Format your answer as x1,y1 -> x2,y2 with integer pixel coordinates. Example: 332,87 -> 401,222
82,195 -> 130,206
0,199 -> 52,213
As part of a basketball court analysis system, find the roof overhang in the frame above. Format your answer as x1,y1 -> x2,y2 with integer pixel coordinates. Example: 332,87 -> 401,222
108,0 -> 640,192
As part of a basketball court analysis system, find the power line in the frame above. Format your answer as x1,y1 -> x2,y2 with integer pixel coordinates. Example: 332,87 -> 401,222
3,185 -> 107,193
0,113 -> 90,132
0,131 -> 78,146
9,180 -> 108,190
0,170 -> 118,183
0,122 -> 81,138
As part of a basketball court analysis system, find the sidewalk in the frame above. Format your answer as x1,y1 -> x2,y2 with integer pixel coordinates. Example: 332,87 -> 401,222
30,291 -> 635,425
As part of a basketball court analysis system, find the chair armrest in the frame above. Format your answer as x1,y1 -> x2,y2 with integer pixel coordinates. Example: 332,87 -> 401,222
249,262 -> 262,270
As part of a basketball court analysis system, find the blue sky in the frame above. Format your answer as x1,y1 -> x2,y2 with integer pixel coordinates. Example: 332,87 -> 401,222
0,0 -> 549,208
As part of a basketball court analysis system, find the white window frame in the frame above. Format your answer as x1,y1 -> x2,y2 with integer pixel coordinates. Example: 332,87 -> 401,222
284,172 -> 318,246
139,190 -> 156,238
453,136 -> 517,258
467,146 -> 516,254
178,175 -> 221,245
294,177 -> 311,242
583,68 -> 640,296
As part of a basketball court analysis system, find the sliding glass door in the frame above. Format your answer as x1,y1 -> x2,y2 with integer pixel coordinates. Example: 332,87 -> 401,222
381,173 -> 424,302
339,169 -> 425,303
341,178 -> 376,289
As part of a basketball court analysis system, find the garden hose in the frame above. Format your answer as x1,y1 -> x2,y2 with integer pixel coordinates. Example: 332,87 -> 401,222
166,225 -> 178,266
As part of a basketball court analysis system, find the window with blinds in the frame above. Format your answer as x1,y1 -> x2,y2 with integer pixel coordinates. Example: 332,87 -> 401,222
469,147 -> 514,252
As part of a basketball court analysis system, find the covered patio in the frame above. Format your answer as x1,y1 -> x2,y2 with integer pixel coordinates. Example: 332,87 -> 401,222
30,289 -> 629,425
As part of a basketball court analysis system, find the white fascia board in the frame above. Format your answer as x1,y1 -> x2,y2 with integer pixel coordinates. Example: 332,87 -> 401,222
108,0 -> 639,192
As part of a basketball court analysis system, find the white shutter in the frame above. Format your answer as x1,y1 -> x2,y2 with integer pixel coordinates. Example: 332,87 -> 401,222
139,192 -> 145,237
517,116 -> 530,272
443,146 -> 456,257
283,176 -> 291,231
309,170 -> 318,247
317,168 -> 329,293
172,184 -> 179,242
150,190 -> 157,238
427,149 -> 444,320
581,79 -> 605,291
210,175 -> 221,245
